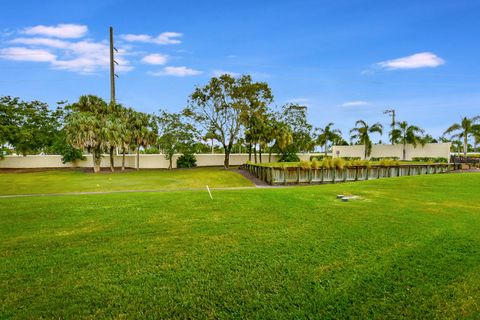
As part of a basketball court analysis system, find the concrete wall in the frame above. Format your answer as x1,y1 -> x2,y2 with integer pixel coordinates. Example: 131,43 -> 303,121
0,153 -> 321,169
332,143 -> 451,160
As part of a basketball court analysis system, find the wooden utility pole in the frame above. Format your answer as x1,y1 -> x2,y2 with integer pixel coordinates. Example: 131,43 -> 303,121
109,26 -> 116,104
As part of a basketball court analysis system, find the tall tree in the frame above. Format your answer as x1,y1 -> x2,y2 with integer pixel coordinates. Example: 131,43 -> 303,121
316,123 -> 342,156
236,75 -> 273,161
0,96 -> 62,156
157,110 -> 198,169
276,104 -> 314,161
267,118 -> 293,162
349,120 -> 383,159
0,96 -> 17,151
443,116 -> 480,157
185,74 -> 244,169
131,111 -> 157,170
390,121 -> 425,160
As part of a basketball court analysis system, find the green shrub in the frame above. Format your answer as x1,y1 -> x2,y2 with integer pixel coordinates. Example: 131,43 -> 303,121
299,160 -> 310,169
143,147 -> 160,154
379,159 -> 400,167
311,158 -> 321,169
466,154 -> 480,159
321,158 -> 334,169
349,159 -> 371,167
309,155 -> 327,161
279,151 -> 300,162
370,157 -> 400,161
176,153 -> 197,168
412,157 -> 447,163
341,157 -> 361,161
49,132 -> 85,164
333,158 -> 346,169
60,146 -> 85,164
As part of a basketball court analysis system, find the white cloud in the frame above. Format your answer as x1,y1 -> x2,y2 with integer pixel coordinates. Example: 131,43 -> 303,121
149,66 -> 202,77
141,53 -> 168,65
155,32 -> 182,44
342,100 -> 369,107
1,25 -> 188,74
121,32 -> 182,45
10,37 -> 69,48
21,24 -> 87,39
378,52 -> 445,70
54,40 -> 132,73
0,47 -> 56,62
0,40 -> 133,74
121,34 -> 151,42
212,69 -> 240,77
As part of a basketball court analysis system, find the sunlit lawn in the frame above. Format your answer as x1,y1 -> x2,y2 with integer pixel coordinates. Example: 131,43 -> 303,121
0,167 -> 253,195
1,172 -> 479,318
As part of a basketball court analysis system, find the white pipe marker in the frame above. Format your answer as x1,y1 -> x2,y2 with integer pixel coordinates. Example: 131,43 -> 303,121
206,185 -> 213,200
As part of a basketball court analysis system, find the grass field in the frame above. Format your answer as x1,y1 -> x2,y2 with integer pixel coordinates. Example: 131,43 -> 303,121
1,172 -> 479,318
0,167 -> 253,195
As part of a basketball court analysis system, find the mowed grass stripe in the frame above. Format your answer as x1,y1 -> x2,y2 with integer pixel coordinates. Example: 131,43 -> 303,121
1,173 -> 479,318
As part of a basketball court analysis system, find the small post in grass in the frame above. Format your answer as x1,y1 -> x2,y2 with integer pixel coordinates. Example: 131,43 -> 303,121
206,185 -> 213,200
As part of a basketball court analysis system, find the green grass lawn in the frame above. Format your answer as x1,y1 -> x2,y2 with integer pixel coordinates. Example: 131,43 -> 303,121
1,173 -> 479,318
0,167 -> 253,195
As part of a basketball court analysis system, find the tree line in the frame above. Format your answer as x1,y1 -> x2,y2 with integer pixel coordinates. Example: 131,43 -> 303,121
1,74 -> 479,172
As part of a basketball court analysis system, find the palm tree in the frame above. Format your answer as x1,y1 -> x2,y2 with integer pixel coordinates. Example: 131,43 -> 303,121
204,128 -> 217,154
65,95 -> 108,173
118,108 -> 134,171
102,116 -> 123,172
349,120 -> 383,159
474,132 -> 480,153
264,118 -> 292,162
418,134 -> 438,145
443,116 -> 480,157
102,103 -> 129,172
131,111 -> 157,170
390,121 -> 425,160
316,123 -> 342,156
65,112 -> 103,172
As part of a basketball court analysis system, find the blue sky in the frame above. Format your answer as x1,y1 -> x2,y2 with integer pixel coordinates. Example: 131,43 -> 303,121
1,0 -> 479,141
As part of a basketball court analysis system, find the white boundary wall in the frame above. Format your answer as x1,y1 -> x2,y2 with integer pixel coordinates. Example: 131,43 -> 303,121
0,153 -> 319,169
332,143 -> 451,160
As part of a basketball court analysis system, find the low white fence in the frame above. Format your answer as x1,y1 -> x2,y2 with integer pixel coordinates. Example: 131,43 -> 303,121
0,153 -> 320,169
